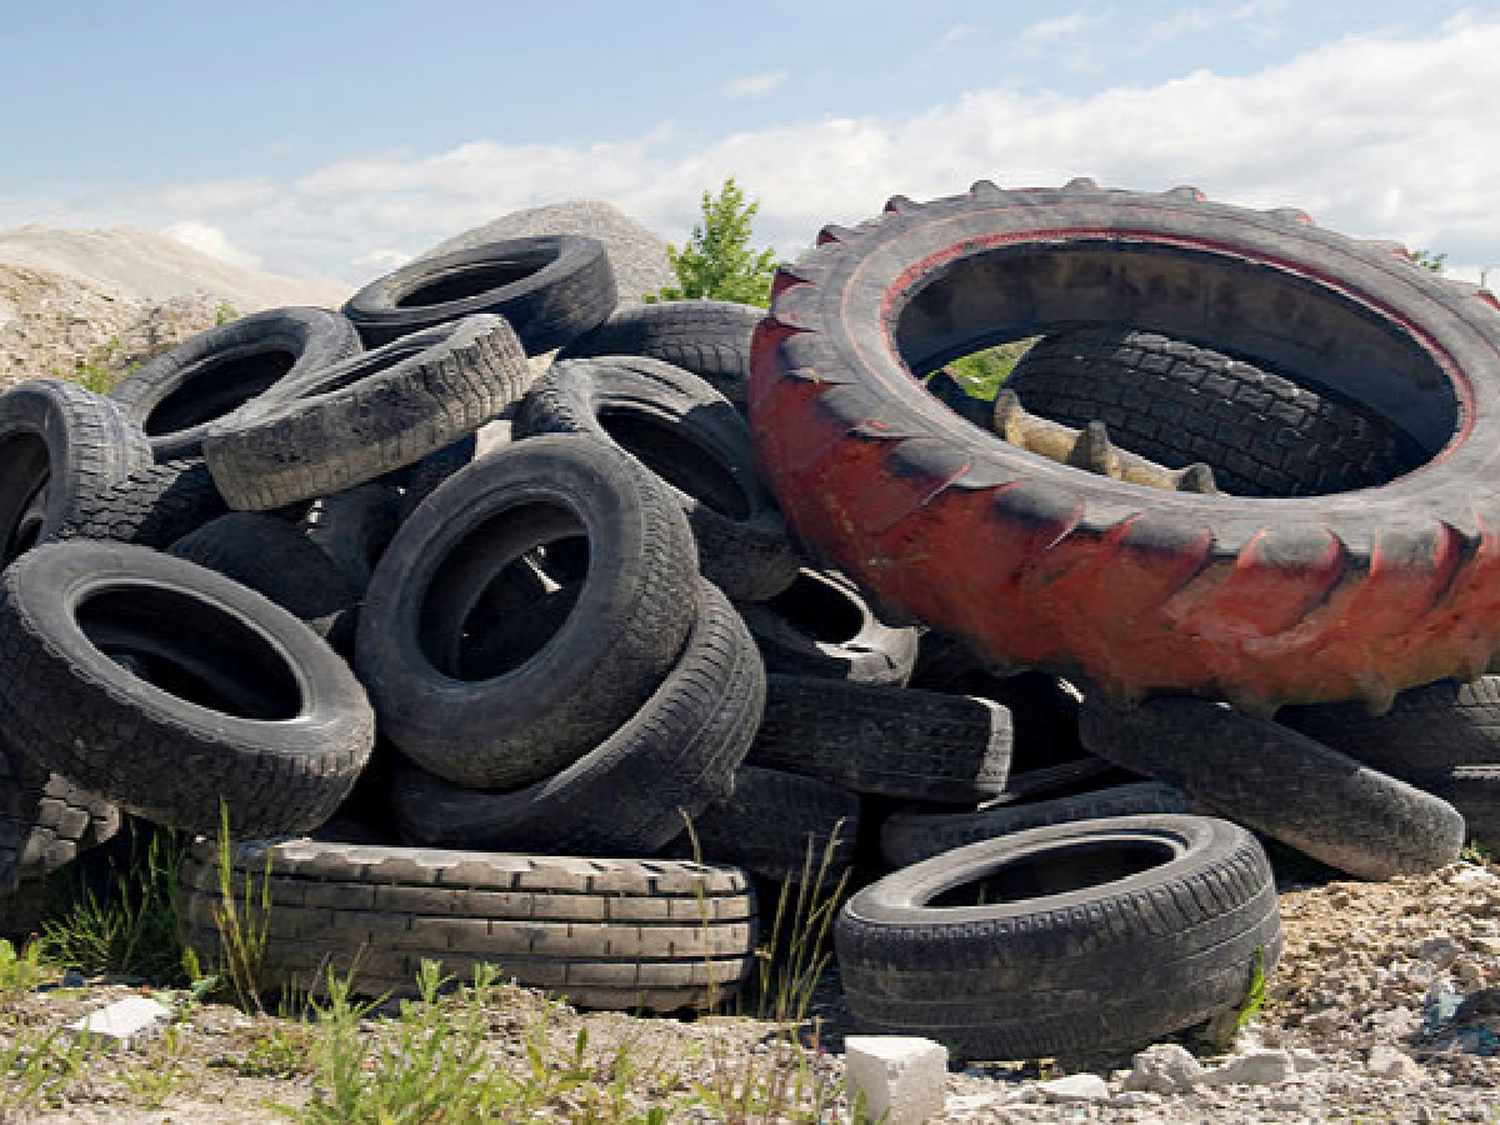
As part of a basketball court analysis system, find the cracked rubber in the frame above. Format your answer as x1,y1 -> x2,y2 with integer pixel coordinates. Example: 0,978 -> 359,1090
177,837 -> 756,1009
749,180 -> 1500,712
204,315 -> 529,511
1079,694 -> 1466,878
0,541 -> 375,838
835,814 -> 1282,1061
516,355 -> 798,600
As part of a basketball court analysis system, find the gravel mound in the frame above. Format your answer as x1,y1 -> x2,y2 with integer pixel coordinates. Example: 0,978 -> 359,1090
419,200 -> 675,307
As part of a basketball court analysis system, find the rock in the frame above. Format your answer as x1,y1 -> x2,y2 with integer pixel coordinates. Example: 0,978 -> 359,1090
944,1091 -> 1007,1118
1366,1044 -> 1426,1082
1291,1048 -> 1324,1073
1122,1043 -> 1203,1093
844,1035 -> 949,1125
68,996 -> 173,1049
1419,934 -> 1465,969
1199,1048 -> 1296,1087
1455,987 -> 1500,1028
1111,1090 -> 1164,1107
1454,957 -> 1488,990
1448,866 -> 1500,890
1037,1072 -> 1109,1103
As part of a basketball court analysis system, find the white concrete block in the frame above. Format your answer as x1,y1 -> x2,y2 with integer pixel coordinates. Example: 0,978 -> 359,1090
68,996 -> 173,1049
845,1035 -> 949,1125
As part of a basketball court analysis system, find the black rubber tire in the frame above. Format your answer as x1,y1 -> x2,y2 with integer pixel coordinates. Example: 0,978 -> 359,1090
663,766 -> 860,889
881,781 -> 1192,868
109,307 -> 362,461
737,569 -> 919,686
342,237 -> 617,354
389,434 -> 478,521
835,814 -> 1283,1061
749,675 -> 1011,802
0,542 -> 375,837
0,879 -> 47,942
924,369 -> 995,429
1006,326 -> 1421,497
559,300 -> 763,409
390,579 -> 763,855
49,458 -> 228,549
169,513 -> 362,653
750,180 -> 1500,712
203,315 -> 529,511
177,838 -> 756,1010
0,380 -> 153,570
0,730 -> 119,895
355,433 -> 699,790
1079,695 -> 1466,878
303,482 -> 401,594
516,356 -> 799,601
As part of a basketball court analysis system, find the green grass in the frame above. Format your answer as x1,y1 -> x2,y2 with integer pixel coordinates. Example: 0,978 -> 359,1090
942,338 -> 1037,400
0,938 -> 47,1001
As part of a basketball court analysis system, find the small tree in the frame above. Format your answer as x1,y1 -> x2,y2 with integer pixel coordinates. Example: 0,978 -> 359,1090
650,178 -> 779,306
1410,248 -> 1447,273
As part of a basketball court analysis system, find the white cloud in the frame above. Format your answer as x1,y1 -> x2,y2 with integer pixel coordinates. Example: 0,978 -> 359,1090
353,248 -> 413,273
22,20 -> 1500,286
159,220 -> 262,269
721,71 -> 788,98
1018,10 -> 1105,45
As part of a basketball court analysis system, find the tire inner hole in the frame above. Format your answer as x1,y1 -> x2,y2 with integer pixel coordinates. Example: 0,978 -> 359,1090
419,502 -> 590,682
0,434 -> 51,567
930,839 -> 1176,907
76,585 -> 303,721
763,573 -> 863,645
145,346 -> 297,436
597,406 -> 751,520
397,256 -> 552,308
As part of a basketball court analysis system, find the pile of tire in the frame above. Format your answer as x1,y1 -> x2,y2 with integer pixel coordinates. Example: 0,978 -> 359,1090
4,183 -> 1495,1063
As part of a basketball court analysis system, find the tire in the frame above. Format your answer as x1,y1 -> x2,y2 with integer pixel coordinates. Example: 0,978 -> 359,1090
0,879 -> 47,943
559,300 -> 763,409
749,675 -> 1011,802
737,569 -> 919,686
663,766 -> 860,889
1078,695 -> 1466,878
389,434 -> 478,521
203,315 -> 529,511
1005,326 -> 1422,497
516,356 -> 799,601
169,512 -> 362,653
389,580 -> 763,855
177,838 -> 756,1010
1,730 -> 119,895
109,307 -> 362,461
835,814 -> 1282,1060
49,459 -> 228,549
881,781 -> 1192,868
355,433 -> 699,790
924,369 -> 994,429
749,180 -> 1500,712
0,541 -> 376,838
342,237 -> 617,353
0,380 -> 153,569
304,482 -> 401,594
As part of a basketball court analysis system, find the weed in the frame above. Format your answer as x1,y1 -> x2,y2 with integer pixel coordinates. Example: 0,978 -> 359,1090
204,806 -> 276,1012
41,822 -> 187,983
215,301 -> 240,326
120,1022 -> 190,1108
1462,839 -> 1494,866
0,1018 -> 86,1114
0,938 -> 47,1001
218,1025 -> 314,1080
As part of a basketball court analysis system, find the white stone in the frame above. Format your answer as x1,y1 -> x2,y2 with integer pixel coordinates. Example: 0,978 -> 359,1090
1291,1048 -> 1324,1073
1122,1043 -> 1204,1093
943,1091 -> 1006,1118
1038,1072 -> 1110,1103
1111,1090 -> 1165,1107
1200,1048 -> 1296,1088
844,1036 -> 949,1125
67,996 -> 172,1049
1366,1044 -> 1426,1083
1449,867 -> 1500,890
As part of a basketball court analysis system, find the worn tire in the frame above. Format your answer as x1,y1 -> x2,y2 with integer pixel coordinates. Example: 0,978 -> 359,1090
343,237 -> 616,353
516,356 -> 798,600
49,458 -> 228,549
664,766 -> 860,889
0,731 -> 119,895
1006,326 -> 1421,497
881,781 -> 1192,868
836,814 -> 1282,1060
1079,695 -> 1466,878
750,180 -> 1500,711
177,838 -> 756,1010
390,580 -> 763,855
304,483 -> 401,594
109,307 -> 362,460
203,315 -> 529,511
559,300 -> 763,409
737,569 -> 919,686
0,380 -> 153,569
169,512 -> 362,653
750,675 -> 1011,802
0,541 -> 375,837
356,433 -> 699,790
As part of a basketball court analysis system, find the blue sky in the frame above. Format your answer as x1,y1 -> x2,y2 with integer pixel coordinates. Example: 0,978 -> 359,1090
3,1 -> 1498,284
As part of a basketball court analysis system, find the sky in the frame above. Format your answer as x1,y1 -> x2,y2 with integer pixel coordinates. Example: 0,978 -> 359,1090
3,1 -> 1499,286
